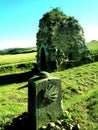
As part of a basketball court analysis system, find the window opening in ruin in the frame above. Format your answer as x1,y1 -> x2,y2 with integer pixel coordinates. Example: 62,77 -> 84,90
40,48 -> 46,71
68,53 -> 73,60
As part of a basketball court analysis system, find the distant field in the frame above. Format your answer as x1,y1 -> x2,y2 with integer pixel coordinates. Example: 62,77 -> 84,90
0,52 -> 37,76
0,52 -> 36,66
0,47 -> 37,55
87,40 -> 98,55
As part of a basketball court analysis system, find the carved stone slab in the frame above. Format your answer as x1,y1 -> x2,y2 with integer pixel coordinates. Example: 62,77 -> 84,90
28,74 -> 62,129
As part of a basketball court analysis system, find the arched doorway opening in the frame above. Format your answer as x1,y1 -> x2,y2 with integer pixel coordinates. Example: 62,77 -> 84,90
40,48 -> 46,71
68,53 -> 73,60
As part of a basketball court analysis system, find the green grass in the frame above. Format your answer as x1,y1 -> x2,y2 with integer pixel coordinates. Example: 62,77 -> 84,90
0,82 -> 28,129
51,62 -> 98,129
0,52 -> 36,66
0,61 -> 34,76
0,52 -> 37,76
0,62 -> 98,129
0,47 -> 37,55
0,44 -> 98,129
86,40 -> 98,56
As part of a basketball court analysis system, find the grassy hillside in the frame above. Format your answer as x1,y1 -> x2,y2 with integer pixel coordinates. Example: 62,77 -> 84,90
0,52 -> 36,76
0,45 -> 98,129
0,47 -> 37,55
0,62 -> 98,130
52,62 -> 98,130
86,40 -> 98,56
0,52 -> 36,66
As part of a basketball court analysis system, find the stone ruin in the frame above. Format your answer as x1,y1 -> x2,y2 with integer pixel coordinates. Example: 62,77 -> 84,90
36,8 -> 92,72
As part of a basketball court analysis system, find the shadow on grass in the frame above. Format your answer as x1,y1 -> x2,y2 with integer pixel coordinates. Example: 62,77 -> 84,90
0,63 -> 39,85
0,71 -> 32,85
4,112 -> 33,130
4,112 -> 45,130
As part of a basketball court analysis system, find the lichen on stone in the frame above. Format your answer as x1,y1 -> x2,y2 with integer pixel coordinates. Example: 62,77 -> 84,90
36,8 -> 92,72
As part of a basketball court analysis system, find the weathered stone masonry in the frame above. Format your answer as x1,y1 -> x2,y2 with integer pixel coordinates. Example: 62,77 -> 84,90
36,8 -> 92,72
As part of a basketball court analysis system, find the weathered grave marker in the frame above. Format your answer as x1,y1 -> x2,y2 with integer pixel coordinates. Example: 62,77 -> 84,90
28,71 -> 62,129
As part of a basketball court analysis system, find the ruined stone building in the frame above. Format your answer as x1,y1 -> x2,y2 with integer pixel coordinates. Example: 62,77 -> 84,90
36,8 -> 92,72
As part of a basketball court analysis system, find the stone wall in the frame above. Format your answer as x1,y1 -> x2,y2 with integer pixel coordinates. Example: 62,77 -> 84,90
36,8 -> 92,72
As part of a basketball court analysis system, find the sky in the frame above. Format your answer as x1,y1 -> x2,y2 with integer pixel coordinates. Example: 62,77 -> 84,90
0,0 -> 98,50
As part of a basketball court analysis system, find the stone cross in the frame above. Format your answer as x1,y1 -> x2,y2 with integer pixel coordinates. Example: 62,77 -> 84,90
28,71 -> 62,130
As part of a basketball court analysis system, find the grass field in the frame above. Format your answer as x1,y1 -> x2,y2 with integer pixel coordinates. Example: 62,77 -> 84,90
52,62 -> 98,129
0,52 -> 37,76
0,61 -> 98,130
0,47 -> 37,55
86,40 -> 98,56
0,82 -> 28,129
0,52 -> 36,66
0,42 -> 98,130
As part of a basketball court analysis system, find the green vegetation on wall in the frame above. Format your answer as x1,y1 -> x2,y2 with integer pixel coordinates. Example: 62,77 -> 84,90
37,8 -> 92,72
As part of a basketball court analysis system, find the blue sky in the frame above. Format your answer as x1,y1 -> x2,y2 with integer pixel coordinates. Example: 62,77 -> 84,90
0,0 -> 98,50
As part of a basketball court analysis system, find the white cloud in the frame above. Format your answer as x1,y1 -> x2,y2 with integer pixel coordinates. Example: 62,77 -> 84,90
0,39 -> 36,50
